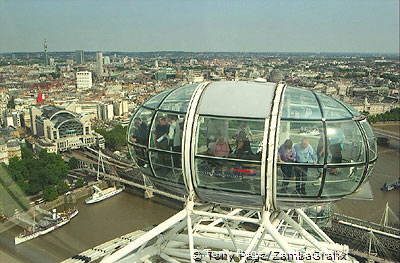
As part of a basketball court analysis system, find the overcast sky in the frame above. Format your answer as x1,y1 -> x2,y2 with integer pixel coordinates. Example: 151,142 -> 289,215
0,0 -> 399,53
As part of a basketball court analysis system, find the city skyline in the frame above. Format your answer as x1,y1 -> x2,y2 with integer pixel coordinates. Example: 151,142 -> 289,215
0,0 -> 399,53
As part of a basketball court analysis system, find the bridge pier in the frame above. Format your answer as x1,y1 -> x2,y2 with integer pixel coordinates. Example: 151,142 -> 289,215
144,186 -> 154,199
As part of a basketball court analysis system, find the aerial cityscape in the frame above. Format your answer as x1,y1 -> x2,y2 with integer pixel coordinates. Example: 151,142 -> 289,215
0,1 -> 399,263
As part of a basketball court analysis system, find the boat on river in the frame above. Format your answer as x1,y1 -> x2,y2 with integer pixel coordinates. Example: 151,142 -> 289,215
15,209 -> 79,245
85,185 -> 125,204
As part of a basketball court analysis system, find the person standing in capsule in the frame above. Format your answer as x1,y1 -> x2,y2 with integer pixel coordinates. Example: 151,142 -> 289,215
293,138 -> 317,195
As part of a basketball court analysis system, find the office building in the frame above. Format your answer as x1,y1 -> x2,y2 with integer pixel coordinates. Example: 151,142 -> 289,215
113,100 -> 128,116
76,71 -> 93,90
97,103 -> 114,120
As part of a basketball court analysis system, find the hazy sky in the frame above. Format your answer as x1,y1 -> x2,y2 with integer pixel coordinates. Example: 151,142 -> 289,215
0,0 -> 399,53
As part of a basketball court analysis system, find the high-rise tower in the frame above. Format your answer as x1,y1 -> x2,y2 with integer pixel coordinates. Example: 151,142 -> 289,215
43,39 -> 49,66
96,52 -> 104,76
75,50 -> 85,64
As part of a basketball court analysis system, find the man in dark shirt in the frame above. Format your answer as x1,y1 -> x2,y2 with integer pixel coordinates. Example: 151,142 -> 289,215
155,117 -> 170,149
154,117 -> 170,167
132,118 -> 148,145
130,118 -> 149,167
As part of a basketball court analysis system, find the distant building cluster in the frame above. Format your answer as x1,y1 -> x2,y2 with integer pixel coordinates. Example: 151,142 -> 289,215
0,51 -> 398,163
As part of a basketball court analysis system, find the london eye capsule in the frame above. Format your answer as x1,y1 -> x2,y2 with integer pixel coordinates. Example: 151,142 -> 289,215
127,81 -> 377,209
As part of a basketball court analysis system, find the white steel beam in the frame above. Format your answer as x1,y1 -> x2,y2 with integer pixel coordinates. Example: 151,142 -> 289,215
192,210 -> 259,224
100,209 -> 187,263
160,253 -> 182,263
264,213 -> 303,263
182,82 -> 210,193
295,208 -> 334,243
91,204 -> 355,263
264,83 -> 286,210
207,208 -> 242,227
280,212 -> 340,263
186,200 -> 195,263
238,225 -> 266,263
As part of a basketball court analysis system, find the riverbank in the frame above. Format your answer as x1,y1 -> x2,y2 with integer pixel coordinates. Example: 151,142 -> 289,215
40,181 -> 108,211
372,121 -> 400,135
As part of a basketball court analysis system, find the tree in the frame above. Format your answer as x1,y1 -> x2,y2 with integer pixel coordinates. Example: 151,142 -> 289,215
43,185 -> 58,201
95,125 -> 127,150
7,157 -> 27,182
5,147 -> 70,198
57,181 -> 69,195
21,146 -> 34,160
75,178 -> 85,188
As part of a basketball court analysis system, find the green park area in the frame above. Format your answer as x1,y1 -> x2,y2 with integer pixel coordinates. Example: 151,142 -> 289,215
95,124 -> 127,151
1,147 -> 70,208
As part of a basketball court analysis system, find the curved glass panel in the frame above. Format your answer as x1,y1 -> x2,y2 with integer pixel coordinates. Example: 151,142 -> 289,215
128,107 -> 153,146
340,101 -> 361,116
281,87 -> 322,120
363,163 -> 375,182
360,121 -> 377,161
315,93 -> 352,120
195,157 -> 261,194
159,83 -> 198,112
326,121 -> 365,163
149,151 -> 183,184
277,165 -> 321,197
128,144 -> 152,176
321,165 -> 365,197
196,116 -> 264,161
143,89 -> 174,109
278,121 -> 323,164
149,112 -> 185,152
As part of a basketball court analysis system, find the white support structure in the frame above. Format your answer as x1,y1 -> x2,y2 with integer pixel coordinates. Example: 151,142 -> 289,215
96,198 -> 356,263
94,147 -> 106,181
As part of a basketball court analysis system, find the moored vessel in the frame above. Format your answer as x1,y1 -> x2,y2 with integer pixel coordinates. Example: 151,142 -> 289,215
15,209 -> 79,245
85,185 -> 125,204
